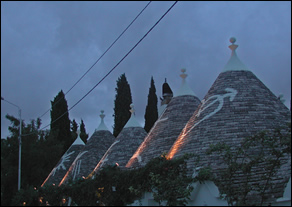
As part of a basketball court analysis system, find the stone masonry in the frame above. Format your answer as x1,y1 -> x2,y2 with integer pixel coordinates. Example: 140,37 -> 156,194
167,70 -> 291,205
60,129 -> 115,185
126,95 -> 200,168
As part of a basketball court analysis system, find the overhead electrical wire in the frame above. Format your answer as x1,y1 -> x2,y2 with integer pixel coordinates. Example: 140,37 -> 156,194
20,1 -> 151,138
22,1 -> 178,137
38,1 -> 152,120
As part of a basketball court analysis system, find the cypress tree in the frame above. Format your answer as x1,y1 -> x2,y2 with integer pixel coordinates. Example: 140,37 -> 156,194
50,90 -> 73,151
80,119 -> 88,144
71,119 -> 78,140
144,76 -> 158,132
71,119 -> 78,133
113,73 -> 132,137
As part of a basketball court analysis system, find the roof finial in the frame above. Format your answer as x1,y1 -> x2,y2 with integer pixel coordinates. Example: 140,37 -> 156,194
95,110 -> 109,131
180,68 -> 187,80
230,37 -> 236,44
100,110 -> 105,120
228,37 -> 238,53
174,68 -> 196,97
222,37 -> 249,72
72,129 -> 85,145
130,104 -> 135,115
124,103 -> 141,128
165,78 -> 167,83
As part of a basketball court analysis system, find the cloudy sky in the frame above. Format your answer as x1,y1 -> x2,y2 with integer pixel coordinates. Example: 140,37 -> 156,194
1,1 -> 291,139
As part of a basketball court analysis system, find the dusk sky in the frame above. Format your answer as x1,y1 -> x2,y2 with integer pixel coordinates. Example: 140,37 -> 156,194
1,1 -> 291,139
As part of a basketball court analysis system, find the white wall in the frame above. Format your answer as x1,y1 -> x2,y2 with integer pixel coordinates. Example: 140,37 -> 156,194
128,181 -> 228,206
272,177 -> 291,206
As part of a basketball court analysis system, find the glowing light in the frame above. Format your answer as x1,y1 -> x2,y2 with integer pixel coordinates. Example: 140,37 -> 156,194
91,140 -> 120,173
41,171 -> 53,187
52,183 -> 55,186
62,198 -> 66,204
71,151 -> 88,181
126,113 -> 169,168
59,170 -> 70,186
115,163 -> 119,166
59,162 -> 75,186
23,201 -> 26,206
39,197 -> 43,203
82,176 -> 85,179
167,120 -> 193,159
34,187 -> 36,190
125,132 -> 154,167
98,187 -> 104,192
41,151 -> 76,187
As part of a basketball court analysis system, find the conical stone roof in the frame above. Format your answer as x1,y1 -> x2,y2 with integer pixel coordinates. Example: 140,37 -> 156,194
59,111 -> 115,185
92,104 -> 147,174
41,132 -> 85,187
167,38 -> 291,205
126,69 -> 201,168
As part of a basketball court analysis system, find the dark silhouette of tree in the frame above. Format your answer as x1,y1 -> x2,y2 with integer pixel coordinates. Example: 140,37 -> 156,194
144,76 -> 158,133
1,115 -> 55,206
80,119 -> 88,144
113,73 -> 132,137
50,90 -> 73,152
71,119 -> 78,141
71,119 -> 78,134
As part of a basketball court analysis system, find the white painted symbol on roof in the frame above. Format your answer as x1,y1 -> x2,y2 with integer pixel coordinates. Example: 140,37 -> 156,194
185,88 -> 237,135
99,140 -> 120,168
52,151 -> 75,176
99,154 -> 109,168
137,155 -> 142,163
72,151 -> 88,180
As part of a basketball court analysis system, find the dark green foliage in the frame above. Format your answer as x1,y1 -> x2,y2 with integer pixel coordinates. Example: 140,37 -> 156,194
1,115 -> 62,206
79,119 -> 88,144
50,90 -> 73,152
144,76 -> 158,133
206,122 -> 291,206
141,153 -> 195,206
1,129 -> 19,206
113,73 -> 132,137
70,119 -> 78,134
193,166 -> 213,184
11,154 -> 195,206
11,186 -> 40,206
70,119 -> 78,142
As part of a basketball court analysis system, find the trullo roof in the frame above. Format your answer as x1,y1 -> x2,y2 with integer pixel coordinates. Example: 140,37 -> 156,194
41,131 -> 85,187
126,69 -> 201,168
167,38 -> 291,205
59,111 -> 115,185
91,104 -> 147,174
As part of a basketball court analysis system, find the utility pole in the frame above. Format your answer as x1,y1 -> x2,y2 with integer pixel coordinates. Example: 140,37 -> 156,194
1,97 -> 22,190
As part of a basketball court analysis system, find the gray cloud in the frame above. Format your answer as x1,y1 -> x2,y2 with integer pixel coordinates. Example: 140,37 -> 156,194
1,1 -> 291,139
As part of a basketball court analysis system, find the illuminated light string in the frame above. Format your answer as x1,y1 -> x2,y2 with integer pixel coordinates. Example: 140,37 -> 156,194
21,1 -> 178,137
167,88 -> 238,159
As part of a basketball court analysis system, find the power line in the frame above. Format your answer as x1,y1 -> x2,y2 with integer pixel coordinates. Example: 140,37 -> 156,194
22,1 -> 178,137
38,1 -> 152,120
